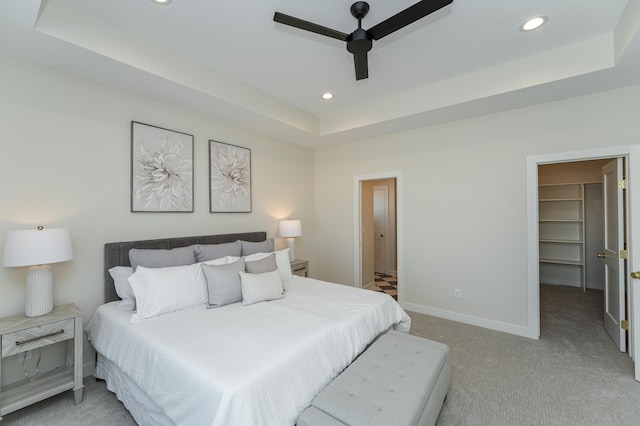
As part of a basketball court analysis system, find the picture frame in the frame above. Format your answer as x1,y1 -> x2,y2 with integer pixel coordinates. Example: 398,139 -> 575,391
209,140 -> 252,213
131,121 -> 194,212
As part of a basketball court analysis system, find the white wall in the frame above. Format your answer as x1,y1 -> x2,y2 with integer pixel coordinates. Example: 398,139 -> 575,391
314,85 -> 640,336
0,53 -> 315,375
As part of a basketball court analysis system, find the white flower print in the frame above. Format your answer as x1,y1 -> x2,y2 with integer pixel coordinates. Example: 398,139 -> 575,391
134,136 -> 193,211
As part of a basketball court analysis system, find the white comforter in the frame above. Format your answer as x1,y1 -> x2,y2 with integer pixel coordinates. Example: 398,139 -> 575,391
86,276 -> 410,426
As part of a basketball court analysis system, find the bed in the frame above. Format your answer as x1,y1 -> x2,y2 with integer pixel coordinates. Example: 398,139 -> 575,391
86,232 -> 411,426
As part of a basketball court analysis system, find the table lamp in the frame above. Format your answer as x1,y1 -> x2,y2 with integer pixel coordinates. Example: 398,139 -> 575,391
279,219 -> 302,262
3,226 -> 73,317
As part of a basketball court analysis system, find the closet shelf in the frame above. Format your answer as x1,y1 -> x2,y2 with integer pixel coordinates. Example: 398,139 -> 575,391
538,183 -> 586,290
540,258 -> 583,266
539,198 -> 582,202
539,219 -> 583,223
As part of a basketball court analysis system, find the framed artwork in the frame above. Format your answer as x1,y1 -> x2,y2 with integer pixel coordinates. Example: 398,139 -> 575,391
209,140 -> 251,213
131,121 -> 194,212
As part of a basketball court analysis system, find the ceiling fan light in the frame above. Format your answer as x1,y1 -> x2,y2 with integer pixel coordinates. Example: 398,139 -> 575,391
521,16 -> 547,32
321,92 -> 334,100
151,0 -> 172,5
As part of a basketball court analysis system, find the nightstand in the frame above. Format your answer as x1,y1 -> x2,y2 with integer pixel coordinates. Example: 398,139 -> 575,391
291,259 -> 309,277
0,304 -> 83,420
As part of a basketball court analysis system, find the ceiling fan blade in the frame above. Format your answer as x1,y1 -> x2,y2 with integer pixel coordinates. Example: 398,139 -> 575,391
368,0 -> 453,40
274,12 -> 349,41
354,53 -> 369,80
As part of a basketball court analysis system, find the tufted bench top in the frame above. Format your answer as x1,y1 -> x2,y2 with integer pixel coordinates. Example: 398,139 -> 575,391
298,330 -> 451,426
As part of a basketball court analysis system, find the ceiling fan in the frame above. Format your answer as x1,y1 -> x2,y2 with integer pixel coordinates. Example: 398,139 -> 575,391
273,0 -> 453,81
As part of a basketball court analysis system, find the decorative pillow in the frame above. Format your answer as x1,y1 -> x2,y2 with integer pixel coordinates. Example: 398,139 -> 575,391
129,263 -> 208,322
109,266 -> 135,310
241,238 -> 275,256
193,241 -> 241,262
239,270 -> 284,306
245,252 -> 277,274
245,249 -> 293,282
129,245 -> 196,271
201,258 -> 246,308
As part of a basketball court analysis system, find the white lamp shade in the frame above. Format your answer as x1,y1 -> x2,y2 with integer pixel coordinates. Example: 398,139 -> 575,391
3,228 -> 73,267
279,220 -> 302,238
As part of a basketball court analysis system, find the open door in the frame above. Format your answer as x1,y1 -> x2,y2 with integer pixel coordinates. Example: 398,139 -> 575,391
601,158 -> 627,351
373,185 -> 389,274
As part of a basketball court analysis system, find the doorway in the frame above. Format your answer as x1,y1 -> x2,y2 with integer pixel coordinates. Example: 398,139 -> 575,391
529,150 -> 631,355
361,179 -> 397,293
353,171 -> 403,302
538,159 -> 628,350
538,160 -> 609,291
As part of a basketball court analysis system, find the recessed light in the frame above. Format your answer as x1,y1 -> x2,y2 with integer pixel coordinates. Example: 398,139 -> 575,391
151,0 -> 172,5
520,16 -> 547,32
321,92 -> 334,100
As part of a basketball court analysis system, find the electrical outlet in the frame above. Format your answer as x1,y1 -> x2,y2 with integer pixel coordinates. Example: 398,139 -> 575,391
454,289 -> 462,299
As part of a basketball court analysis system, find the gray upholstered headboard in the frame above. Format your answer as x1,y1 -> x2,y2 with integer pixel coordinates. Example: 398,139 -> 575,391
104,231 -> 267,303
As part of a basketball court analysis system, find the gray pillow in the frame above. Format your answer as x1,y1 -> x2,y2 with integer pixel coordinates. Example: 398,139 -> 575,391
201,258 -> 246,308
245,253 -> 277,274
129,246 -> 196,271
193,241 -> 241,262
241,238 -> 274,256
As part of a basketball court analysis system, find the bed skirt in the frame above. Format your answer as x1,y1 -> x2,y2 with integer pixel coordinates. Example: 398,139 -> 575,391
95,354 -> 175,426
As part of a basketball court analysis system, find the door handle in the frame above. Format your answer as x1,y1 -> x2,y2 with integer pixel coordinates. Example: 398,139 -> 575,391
597,252 -> 606,259
631,272 -> 640,279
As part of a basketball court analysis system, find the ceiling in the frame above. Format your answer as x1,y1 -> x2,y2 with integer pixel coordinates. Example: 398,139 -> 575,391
1,0 -> 639,148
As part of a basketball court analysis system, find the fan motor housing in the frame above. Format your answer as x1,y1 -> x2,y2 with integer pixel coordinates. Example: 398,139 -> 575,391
346,28 -> 372,54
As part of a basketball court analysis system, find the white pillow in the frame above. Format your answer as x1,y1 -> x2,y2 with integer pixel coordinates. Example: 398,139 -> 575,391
239,270 -> 284,306
111,258 -> 224,312
274,249 -> 293,281
129,263 -> 208,322
109,266 -> 135,310
244,249 -> 293,282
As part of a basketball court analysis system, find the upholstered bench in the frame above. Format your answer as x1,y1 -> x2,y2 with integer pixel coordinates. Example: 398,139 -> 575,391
297,330 -> 450,426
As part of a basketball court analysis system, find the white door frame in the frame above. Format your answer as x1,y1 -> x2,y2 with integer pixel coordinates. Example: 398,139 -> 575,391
527,146 -> 636,362
354,171 -> 403,302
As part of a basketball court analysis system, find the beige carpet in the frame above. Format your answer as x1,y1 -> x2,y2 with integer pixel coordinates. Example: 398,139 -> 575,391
418,284 -> 640,425
3,284 -> 640,425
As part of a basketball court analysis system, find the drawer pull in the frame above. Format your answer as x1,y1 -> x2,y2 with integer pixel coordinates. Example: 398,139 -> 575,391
16,329 -> 65,346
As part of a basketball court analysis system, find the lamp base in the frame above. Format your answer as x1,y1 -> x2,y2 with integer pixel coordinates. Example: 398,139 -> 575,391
286,238 -> 296,262
25,265 -> 54,317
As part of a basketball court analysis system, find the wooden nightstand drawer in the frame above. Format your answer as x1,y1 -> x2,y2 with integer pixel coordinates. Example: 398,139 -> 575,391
291,259 -> 309,277
2,318 -> 75,358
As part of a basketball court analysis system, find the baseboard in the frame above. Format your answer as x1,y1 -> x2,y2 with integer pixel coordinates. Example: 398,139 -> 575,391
401,302 -> 535,339
586,281 -> 604,290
